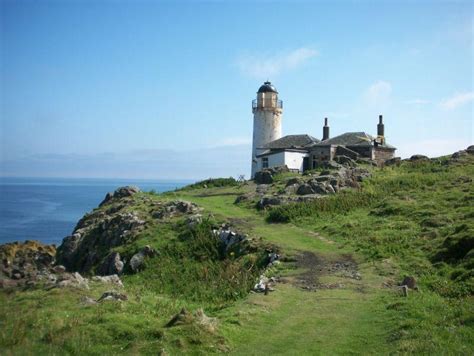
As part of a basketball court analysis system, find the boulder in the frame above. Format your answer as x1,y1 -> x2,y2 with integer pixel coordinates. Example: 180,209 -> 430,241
91,274 -> 124,287
257,196 -> 284,210
314,175 -> 334,182
334,155 -> 356,167
57,272 -> 89,290
97,252 -> 124,276
254,170 -> 273,184
186,214 -> 203,228
215,228 -> 247,253
130,245 -> 157,273
285,177 -> 303,187
309,181 -> 329,195
385,157 -> 401,166
467,145 -> 474,154
296,184 -> 315,195
284,184 -> 299,195
451,150 -> 468,159
234,193 -> 255,204
97,291 -> 128,302
409,154 -> 429,161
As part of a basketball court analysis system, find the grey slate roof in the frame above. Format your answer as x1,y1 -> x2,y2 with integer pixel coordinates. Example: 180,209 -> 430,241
312,132 -> 396,149
260,134 -> 320,149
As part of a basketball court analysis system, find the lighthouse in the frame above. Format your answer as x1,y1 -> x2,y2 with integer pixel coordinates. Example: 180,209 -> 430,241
250,81 -> 283,178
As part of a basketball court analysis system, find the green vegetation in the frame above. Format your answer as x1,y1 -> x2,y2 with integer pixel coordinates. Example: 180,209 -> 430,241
1,155 -> 473,354
178,177 -> 238,191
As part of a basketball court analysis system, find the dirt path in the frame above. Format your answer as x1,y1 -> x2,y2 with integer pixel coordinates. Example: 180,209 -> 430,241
290,251 -> 361,292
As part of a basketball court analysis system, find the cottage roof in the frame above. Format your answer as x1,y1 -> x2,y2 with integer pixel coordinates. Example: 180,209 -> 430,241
312,132 -> 395,149
260,134 -> 320,149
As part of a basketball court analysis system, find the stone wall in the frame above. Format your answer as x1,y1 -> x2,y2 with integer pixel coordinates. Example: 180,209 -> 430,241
374,148 -> 395,163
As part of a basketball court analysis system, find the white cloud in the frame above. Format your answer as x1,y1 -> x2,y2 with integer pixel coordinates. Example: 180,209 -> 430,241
236,47 -> 318,79
405,99 -> 430,105
439,92 -> 474,110
363,81 -> 392,109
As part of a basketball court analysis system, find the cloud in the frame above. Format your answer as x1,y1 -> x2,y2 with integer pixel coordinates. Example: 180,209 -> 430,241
405,99 -> 430,105
439,92 -> 474,110
363,81 -> 392,109
236,47 -> 318,79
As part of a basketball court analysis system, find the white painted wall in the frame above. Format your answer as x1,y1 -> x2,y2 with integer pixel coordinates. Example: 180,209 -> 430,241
283,151 -> 307,172
257,151 -> 308,173
257,151 -> 285,171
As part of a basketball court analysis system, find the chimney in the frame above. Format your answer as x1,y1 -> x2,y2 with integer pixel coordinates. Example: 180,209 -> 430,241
323,117 -> 330,141
377,114 -> 385,144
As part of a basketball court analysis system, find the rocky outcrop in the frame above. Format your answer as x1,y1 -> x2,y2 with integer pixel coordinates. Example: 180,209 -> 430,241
56,187 -> 201,275
0,240 -> 56,289
254,166 -> 290,184
99,186 -> 140,206
57,210 -> 146,274
0,239 -> 124,290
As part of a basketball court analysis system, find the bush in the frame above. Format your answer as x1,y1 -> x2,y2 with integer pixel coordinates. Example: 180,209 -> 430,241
267,190 -> 380,223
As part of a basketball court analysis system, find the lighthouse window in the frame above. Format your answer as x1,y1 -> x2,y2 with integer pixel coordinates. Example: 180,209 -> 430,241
262,157 -> 269,168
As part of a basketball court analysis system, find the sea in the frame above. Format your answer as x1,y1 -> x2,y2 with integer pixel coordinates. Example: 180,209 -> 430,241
0,177 -> 192,246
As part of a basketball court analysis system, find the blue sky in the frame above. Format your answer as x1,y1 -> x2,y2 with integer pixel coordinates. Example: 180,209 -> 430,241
1,0 -> 472,179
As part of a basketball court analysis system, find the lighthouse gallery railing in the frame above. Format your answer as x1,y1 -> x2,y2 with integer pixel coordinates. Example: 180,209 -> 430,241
252,99 -> 283,109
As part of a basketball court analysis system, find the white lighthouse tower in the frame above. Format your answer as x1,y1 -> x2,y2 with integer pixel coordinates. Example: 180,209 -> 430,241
251,81 -> 283,178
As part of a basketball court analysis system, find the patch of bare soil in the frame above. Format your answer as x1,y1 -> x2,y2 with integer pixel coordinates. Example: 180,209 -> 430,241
293,251 -> 361,292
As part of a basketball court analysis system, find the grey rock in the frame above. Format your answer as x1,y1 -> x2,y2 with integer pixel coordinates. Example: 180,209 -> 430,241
130,245 -> 157,273
334,155 -> 356,167
285,177 -> 303,187
92,274 -> 124,287
297,184 -> 315,195
409,154 -> 429,161
99,186 -> 140,206
97,291 -> 128,302
97,252 -> 124,276
52,265 -> 66,274
57,272 -> 89,290
451,150 -> 468,159
257,196 -> 284,209
385,157 -> 401,166
467,145 -> 474,154
254,170 -> 273,184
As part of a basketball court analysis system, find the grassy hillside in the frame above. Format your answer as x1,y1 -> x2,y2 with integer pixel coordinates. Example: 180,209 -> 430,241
1,154 -> 473,354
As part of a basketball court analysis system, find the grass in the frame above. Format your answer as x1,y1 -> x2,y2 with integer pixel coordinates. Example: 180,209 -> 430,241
1,155 -> 473,354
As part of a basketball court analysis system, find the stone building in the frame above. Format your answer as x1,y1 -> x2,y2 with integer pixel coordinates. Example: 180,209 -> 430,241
250,81 -> 397,176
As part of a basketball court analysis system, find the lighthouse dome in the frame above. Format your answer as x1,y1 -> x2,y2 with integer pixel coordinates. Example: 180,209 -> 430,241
257,81 -> 278,94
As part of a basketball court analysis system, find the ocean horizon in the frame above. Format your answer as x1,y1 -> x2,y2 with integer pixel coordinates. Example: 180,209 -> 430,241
0,177 -> 193,246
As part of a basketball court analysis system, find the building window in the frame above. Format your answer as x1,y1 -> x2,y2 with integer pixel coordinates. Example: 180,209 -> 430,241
262,157 -> 269,168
